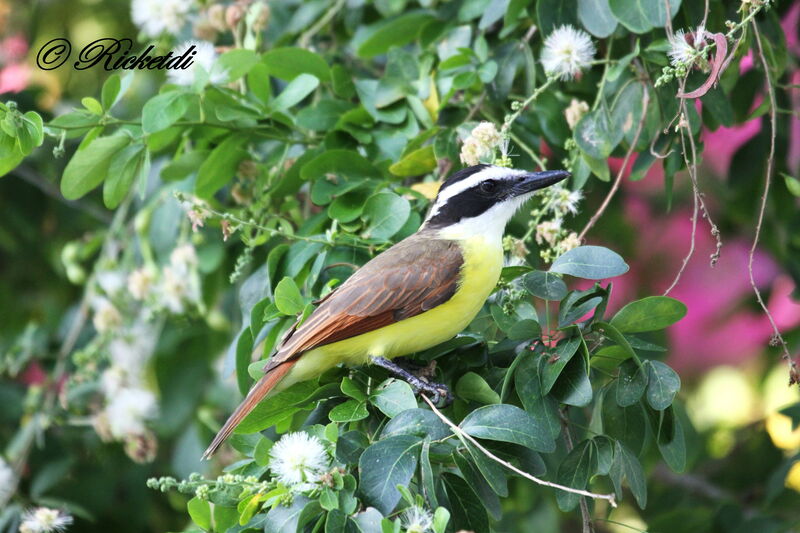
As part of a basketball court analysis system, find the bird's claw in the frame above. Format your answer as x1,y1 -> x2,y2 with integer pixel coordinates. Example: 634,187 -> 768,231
414,380 -> 453,407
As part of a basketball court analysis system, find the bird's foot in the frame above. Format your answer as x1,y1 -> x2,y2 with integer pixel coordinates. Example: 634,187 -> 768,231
370,356 -> 453,407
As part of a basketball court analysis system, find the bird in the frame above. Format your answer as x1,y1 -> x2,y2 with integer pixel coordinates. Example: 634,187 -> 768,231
203,164 -> 570,458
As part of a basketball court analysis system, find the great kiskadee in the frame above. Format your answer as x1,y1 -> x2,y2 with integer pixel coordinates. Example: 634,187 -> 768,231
203,164 -> 570,458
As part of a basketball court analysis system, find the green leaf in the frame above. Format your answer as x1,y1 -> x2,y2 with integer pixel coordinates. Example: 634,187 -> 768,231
515,353 -> 562,440
578,0 -> 617,37
103,145 -> 149,209
453,450 -> 502,519
61,134 -> 130,200
263,47 -> 331,82
523,270 -> 567,301
274,277 -> 304,315
550,245 -> 629,280
782,173 -> 800,197
213,505 -> 238,533
388,145 -> 436,177
187,497 -> 211,531
268,73 -> 319,112
653,406 -> 686,472
362,192 -> 410,240
550,352 -> 593,407
555,440 -> 594,511
616,359 -> 648,407
540,336 -> 581,394
456,372 -> 501,404
236,381 -> 319,433
602,387 -> 646,454
608,0 -> 651,33
537,0 -> 579,35
370,379 -> 417,417
100,74 -> 121,110
381,408 -> 451,440
142,90 -> 192,134
610,441 -> 647,508
358,435 -> 421,515
329,399 -> 369,423
302,150 -> 380,184
460,404 -> 555,452
646,360 -> 680,410
574,108 -> 621,160
297,100 -> 354,131
357,12 -> 434,58
263,495 -> 310,533
442,473 -> 489,533
611,295 -> 686,333
217,49 -> 260,82
433,507 -> 450,533
507,319 -> 541,341
195,134 -> 248,198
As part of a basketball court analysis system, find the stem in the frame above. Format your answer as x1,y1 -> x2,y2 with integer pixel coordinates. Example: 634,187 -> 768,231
420,395 -> 618,508
578,85 -> 650,242
298,0 -> 346,48
502,77 -> 558,135
749,20 -> 798,384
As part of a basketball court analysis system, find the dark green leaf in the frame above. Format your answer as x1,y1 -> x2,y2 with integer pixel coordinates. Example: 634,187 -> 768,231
555,440 -> 594,511
456,372 -> 501,404
610,441 -> 647,508
357,12 -> 435,58
358,435 -> 421,515
616,359 -> 648,407
550,246 -> 629,280
523,270 -> 567,300
610,296 -> 687,333
381,408 -> 451,440
442,473 -> 489,533
61,134 -> 130,200
362,192 -> 410,240
329,399 -> 369,423
370,379 -> 417,417
460,404 -> 555,452
195,134 -> 248,198
646,360 -> 680,410
578,0 -> 617,37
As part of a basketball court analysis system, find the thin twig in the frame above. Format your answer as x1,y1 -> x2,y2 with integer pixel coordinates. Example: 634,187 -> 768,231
578,85 -> 650,242
419,395 -> 618,508
749,20 -> 798,385
298,0 -> 346,48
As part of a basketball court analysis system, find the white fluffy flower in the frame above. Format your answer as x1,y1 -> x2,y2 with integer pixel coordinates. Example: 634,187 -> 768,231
96,270 -> 126,296
0,458 -> 14,507
668,28 -> 698,67
127,268 -> 156,301
104,387 -> 158,439
268,432 -> 330,489
541,25 -> 596,80
167,41 -> 227,87
552,186 -> 582,216
131,0 -> 193,37
564,98 -> 589,130
460,121 -> 503,166
170,243 -> 198,274
92,298 -> 122,334
401,506 -> 433,533
559,232 -> 582,253
535,219 -> 563,247
19,507 -> 73,533
160,266 -> 195,314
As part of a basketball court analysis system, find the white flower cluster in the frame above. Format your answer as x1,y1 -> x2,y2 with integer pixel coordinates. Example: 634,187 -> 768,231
460,122 -> 506,166
541,25 -> 596,81
401,506 -> 434,533
0,457 -> 14,507
167,41 -> 227,87
131,0 -> 194,38
268,432 -> 331,492
161,244 -> 202,314
532,184 -> 583,262
19,507 -> 73,533
564,99 -> 589,130
667,26 -> 706,67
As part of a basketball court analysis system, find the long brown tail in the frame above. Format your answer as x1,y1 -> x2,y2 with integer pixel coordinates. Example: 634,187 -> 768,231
202,360 -> 297,459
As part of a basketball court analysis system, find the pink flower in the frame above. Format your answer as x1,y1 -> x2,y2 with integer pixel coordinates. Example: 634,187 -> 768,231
0,63 -> 30,94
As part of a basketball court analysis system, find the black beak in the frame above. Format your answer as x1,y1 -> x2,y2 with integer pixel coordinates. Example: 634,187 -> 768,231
512,169 -> 570,195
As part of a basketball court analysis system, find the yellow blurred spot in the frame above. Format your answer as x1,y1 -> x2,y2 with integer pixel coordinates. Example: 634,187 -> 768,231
411,181 -> 441,200
687,366 -> 757,431
763,364 -> 800,413
785,461 -> 800,493
606,504 -> 648,533
766,412 -> 800,451
707,428 -> 735,458
422,76 -> 439,122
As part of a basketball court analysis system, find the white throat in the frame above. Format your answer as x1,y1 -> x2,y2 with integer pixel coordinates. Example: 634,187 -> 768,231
432,194 -> 531,244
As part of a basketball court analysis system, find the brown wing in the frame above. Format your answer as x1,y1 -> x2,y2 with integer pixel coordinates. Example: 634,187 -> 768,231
262,232 -> 463,372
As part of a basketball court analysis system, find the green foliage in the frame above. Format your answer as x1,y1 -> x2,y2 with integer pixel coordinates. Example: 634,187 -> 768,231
3,0 -> 799,532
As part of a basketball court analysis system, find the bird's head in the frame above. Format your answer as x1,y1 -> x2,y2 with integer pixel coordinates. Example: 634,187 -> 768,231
423,165 -> 570,238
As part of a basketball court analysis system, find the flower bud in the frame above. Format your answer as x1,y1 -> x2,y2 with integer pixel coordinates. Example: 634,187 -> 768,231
226,4 -> 245,30
207,4 -> 227,32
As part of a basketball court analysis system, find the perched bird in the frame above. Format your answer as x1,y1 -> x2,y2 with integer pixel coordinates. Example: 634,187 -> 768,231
203,164 -> 569,458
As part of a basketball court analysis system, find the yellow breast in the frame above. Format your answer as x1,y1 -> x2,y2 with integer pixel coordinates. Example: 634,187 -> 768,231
285,234 -> 503,385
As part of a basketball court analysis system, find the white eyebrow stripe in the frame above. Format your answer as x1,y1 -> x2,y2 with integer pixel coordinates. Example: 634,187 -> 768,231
424,166 -> 527,222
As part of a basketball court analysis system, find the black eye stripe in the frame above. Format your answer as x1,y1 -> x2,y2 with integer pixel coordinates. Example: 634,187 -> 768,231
426,183 -> 500,227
